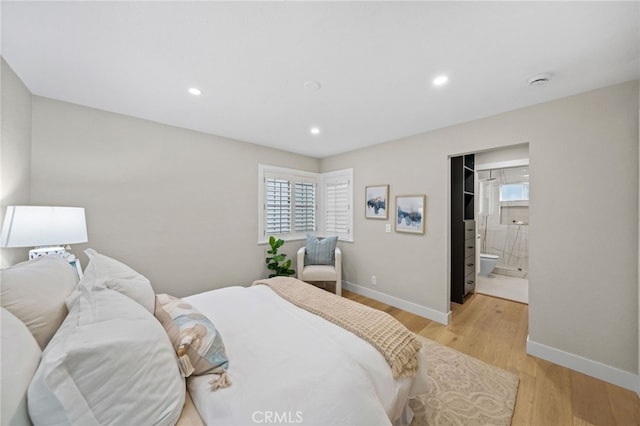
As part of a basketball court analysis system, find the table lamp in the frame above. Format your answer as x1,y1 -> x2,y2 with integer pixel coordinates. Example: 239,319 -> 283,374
0,206 -> 88,261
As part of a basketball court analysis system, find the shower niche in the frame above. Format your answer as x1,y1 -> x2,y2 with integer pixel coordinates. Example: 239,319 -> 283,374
499,205 -> 529,226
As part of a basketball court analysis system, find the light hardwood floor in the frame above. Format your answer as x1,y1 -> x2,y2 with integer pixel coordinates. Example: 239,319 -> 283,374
343,290 -> 640,426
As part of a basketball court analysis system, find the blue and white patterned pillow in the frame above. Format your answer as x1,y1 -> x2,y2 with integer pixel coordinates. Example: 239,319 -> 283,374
305,235 -> 338,266
155,294 -> 229,376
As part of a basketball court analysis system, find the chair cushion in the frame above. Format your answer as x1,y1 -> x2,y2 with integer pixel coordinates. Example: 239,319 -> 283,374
0,255 -> 79,349
304,235 -> 338,265
301,264 -> 338,281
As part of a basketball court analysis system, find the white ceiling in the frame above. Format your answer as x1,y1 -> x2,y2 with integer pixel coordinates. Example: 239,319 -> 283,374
2,1 -> 638,158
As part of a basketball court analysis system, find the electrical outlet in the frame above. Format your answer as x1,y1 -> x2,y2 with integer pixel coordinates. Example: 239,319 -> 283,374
385,223 -> 391,233
371,275 -> 377,286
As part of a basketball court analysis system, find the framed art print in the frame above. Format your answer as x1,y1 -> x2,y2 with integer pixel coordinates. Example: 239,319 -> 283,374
365,185 -> 389,219
395,195 -> 426,234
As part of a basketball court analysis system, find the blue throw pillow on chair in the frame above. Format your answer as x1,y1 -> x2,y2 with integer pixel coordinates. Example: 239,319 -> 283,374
305,235 -> 338,265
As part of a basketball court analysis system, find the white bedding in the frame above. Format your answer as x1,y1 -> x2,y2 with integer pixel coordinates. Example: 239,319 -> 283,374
184,285 -> 428,426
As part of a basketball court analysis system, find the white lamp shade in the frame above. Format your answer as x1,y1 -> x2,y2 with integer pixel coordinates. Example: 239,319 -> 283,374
0,206 -> 88,248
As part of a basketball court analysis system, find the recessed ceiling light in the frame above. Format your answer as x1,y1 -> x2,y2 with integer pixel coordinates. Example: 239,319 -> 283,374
310,127 -> 320,135
433,75 -> 448,86
188,87 -> 202,96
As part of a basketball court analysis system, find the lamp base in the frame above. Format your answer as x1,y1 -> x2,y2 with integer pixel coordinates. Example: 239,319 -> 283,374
29,246 -> 67,260
28,246 -> 82,279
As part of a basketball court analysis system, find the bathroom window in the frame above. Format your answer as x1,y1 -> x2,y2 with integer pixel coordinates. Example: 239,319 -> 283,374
500,183 -> 529,202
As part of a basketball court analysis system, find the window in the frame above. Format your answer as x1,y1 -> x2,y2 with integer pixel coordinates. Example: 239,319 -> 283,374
321,170 -> 352,241
265,178 -> 292,234
499,182 -> 529,225
294,181 -> 316,233
259,165 -> 352,243
263,169 -> 316,239
499,183 -> 529,202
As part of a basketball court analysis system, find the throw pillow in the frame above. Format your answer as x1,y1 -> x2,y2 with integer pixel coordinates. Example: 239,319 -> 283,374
28,287 -> 185,426
79,248 -> 155,313
304,235 -> 338,265
155,294 -> 230,381
0,255 -> 78,349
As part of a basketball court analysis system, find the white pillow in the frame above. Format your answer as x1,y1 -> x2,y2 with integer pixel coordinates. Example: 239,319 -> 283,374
28,287 -> 185,426
0,255 -> 78,348
1,308 -> 42,426
79,248 -> 155,313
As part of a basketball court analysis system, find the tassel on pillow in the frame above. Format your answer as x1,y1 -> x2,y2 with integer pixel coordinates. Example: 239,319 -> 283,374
154,294 -> 231,389
209,372 -> 232,391
177,336 -> 195,377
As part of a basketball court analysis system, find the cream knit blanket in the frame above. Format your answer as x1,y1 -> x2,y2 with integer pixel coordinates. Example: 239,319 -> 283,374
252,277 -> 421,378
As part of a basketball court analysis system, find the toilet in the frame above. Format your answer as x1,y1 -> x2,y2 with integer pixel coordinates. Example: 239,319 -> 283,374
479,254 -> 499,276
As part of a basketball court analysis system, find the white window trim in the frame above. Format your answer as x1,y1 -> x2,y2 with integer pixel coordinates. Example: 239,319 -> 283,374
258,165 -> 353,244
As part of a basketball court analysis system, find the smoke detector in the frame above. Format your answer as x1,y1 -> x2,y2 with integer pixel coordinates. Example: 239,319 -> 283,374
527,73 -> 552,87
304,80 -> 321,91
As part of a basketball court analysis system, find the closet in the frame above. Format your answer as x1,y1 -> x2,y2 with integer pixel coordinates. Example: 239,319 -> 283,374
450,154 -> 476,304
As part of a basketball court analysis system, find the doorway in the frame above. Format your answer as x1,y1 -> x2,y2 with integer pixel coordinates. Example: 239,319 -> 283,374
474,148 -> 529,304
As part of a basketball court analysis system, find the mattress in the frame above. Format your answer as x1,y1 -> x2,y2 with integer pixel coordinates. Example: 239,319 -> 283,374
184,285 -> 429,425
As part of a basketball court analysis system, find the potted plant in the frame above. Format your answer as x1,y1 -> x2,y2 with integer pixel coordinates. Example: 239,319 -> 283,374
265,236 -> 295,278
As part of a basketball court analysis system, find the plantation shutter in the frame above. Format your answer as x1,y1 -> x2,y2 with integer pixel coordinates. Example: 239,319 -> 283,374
295,181 -> 316,232
265,177 -> 291,235
260,165 -> 351,242
325,178 -> 350,239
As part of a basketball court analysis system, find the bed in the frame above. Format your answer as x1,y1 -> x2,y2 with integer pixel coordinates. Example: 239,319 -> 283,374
1,249 -> 429,426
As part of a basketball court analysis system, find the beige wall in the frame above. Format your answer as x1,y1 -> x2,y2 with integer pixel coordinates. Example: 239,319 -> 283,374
0,58 -> 32,267
322,80 -> 639,374
30,96 -> 319,296
475,143 -> 529,168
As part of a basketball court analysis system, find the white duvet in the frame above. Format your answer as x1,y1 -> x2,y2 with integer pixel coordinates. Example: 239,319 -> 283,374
184,285 -> 429,426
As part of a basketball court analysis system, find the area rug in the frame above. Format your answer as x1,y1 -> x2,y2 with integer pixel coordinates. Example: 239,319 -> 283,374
410,336 -> 519,426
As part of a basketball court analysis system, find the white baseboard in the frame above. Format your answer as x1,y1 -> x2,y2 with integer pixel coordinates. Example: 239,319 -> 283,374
343,281 -> 451,325
527,336 -> 639,393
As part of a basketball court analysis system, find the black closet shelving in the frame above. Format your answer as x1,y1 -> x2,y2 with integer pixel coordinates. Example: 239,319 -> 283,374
451,154 -> 476,304
463,155 -> 475,220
